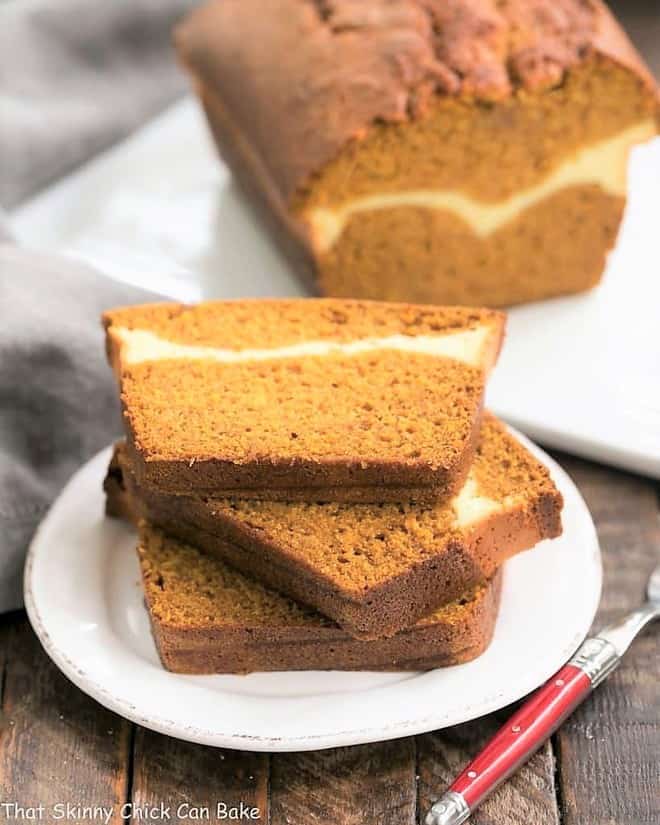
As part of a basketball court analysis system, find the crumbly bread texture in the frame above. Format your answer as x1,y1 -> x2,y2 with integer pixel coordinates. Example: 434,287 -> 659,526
105,414 -> 562,639
136,525 -> 502,674
176,0 -> 659,307
103,299 -> 504,502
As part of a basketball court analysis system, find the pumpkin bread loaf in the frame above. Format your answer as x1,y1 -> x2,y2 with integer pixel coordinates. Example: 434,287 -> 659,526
175,0 -> 659,307
103,299 -> 504,503
134,524 -> 502,674
105,414 -> 562,639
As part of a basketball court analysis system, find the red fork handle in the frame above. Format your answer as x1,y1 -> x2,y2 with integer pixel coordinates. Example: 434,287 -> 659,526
425,637 -> 622,825
451,663 -> 591,808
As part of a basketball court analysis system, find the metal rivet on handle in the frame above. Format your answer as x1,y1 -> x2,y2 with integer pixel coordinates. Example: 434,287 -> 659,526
467,771 -> 477,779
512,725 -> 521,732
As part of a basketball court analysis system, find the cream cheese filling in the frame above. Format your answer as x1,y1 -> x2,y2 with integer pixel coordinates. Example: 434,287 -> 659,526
114,323 -> 495,369
452,476 -> 517,528
305,120 -> 657,253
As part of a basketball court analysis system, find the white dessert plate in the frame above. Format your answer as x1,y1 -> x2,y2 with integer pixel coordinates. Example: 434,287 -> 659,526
25,429 -> 601,752
10,99 -> 660,479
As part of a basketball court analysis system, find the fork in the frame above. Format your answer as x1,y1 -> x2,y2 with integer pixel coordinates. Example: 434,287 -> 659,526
425,562 -> 660,825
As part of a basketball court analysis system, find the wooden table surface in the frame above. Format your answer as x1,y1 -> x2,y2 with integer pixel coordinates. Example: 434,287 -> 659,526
0,452 -> 658,824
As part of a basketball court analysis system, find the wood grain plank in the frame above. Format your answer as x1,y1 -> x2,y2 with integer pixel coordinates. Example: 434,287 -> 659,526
130,728 -> 269,823
559,457 -> 660,620
417,716 -> 560,825
270,739 -> 416,825
0,611 -> 13,742
0,617 -> 131,823
551,456 -> 660,825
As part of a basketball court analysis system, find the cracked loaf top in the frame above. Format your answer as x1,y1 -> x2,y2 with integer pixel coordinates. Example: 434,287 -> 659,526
175,0 -> 657,204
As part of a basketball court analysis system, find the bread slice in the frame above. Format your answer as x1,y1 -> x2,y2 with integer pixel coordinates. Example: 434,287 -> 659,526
105,414 -> 561,640
103,299 -> 504,503
136,524 -> 502,674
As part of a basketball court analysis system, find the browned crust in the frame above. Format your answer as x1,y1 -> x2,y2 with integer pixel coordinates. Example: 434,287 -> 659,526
197,83 -> 318,294
104,447 -> 132,520
175,0 -> 659,206
105,440 -> 561,640
102,298 -> 505,351
140,549 -> 502,675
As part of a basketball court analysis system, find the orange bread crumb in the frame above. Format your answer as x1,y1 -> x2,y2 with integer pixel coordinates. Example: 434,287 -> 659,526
137,525 -> 502,674
106,414 -> 562,639
103,299 -> 504,502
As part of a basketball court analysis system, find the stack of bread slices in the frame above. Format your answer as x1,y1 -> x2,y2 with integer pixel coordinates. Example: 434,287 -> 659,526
103,299 -> 563,674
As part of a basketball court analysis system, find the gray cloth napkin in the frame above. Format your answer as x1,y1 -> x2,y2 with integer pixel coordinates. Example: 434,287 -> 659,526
0,0 -> 195,209
0,244 -> 161,613
0,0 -> 194,611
